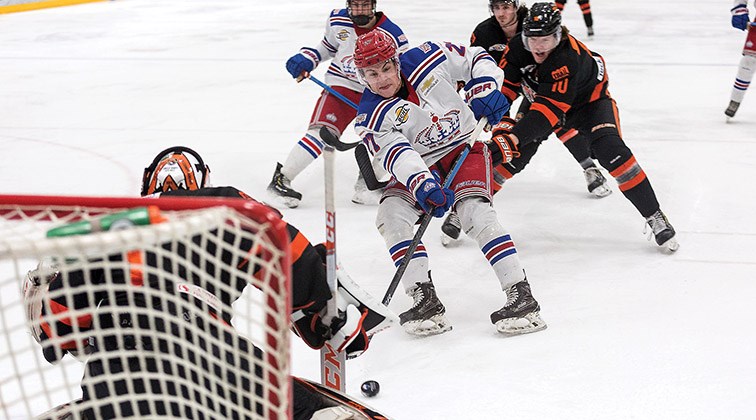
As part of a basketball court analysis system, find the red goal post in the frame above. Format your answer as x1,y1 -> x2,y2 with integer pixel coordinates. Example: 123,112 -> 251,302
0,194 -> 292,419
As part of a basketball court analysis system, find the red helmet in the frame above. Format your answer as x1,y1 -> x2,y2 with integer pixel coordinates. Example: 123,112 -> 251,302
353,30 -> 397,69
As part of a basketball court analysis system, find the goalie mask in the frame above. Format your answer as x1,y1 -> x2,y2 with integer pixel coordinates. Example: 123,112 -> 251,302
346,0 -> 376,27
141,146 -> 210,196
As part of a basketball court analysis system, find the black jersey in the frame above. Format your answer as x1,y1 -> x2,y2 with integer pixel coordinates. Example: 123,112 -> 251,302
469,8 -> 527,66
500,30 -> 611,145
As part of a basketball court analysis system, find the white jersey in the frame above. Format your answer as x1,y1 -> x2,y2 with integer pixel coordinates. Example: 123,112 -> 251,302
299,10 -> 408,92
354,41 -> 502,197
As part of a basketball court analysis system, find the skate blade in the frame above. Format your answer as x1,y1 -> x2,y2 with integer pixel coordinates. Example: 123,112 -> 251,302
351,190 -> 381,205
661,237 -> 680,252
402,314 -> 452,337
440,232 -> 462,247
590,184 -> 612,198
268,192 -> 300,209
495,312 -> 547,336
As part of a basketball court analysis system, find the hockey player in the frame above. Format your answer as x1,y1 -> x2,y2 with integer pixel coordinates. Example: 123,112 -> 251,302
554,0 -> 595,37
726,0 -> 755,118
441,0 -> 610,246
268,0 -> 408,208
352,30 -> 547,337
25,147 -> 396,420
493,3 -> 679,251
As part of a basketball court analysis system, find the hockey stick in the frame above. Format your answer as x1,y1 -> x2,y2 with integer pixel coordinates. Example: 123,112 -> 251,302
381,117 -> 489,306
320,143 -> 346,392
318,127 -> 388,191
305,75 -> 360,151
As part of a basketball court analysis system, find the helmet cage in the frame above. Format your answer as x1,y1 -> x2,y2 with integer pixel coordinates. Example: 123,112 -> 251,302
141,146 -> 210,196
347,0 -> 376,26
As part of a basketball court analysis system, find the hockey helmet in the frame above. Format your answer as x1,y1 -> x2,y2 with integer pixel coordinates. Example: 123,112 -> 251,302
489,0 -> 521,10
141,146 -> 210,196
353,30 -> 397,69
346,0 -> 376,27
523,2 -> 562,37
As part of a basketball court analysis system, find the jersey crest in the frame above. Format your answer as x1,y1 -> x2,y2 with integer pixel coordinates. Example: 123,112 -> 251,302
415,110 -> 461,148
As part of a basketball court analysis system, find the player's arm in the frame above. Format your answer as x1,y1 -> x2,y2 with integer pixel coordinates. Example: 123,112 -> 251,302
24,261 -> 101,364
510,53 -> 577,147
285,10 -> 340,80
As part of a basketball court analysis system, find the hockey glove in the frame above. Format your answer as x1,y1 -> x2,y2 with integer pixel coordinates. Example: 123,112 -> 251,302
488,133 -> 520,166
731,4 -> 750,30
491,116 -> 517,138
285,53 -> 315,79
464,77 -> 511,123
414,174 -> 454,218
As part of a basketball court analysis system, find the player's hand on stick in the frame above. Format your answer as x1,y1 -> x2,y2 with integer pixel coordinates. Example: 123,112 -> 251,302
286,53 -> 315,81
464,76 -> 510,124
488,132 -> 520,166
414,172 -> 454,218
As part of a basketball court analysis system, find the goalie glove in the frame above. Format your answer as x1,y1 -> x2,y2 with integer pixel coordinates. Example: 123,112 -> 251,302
327,265 -> 398,359
488,132 -> 520,166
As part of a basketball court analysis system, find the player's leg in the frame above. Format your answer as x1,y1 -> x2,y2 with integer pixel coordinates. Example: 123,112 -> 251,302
444,142 -> 546,335
555,127 -> 611,197
375,188 -> 451,336
584,99 -> 678,250
268,86 -> 360,208
726,53 -> 755,118
577,0 -> 594,36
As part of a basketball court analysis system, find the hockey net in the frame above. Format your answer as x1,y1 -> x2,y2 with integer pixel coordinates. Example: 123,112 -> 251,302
0,195 -> 292,420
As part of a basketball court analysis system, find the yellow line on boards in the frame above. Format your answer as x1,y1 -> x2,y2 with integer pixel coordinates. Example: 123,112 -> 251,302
0,0 -> 105,14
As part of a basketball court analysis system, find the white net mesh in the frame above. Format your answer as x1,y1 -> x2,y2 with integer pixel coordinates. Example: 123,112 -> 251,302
0,195 -> 291,420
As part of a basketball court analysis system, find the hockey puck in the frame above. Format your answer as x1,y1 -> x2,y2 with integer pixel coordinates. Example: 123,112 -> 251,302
360,380 -> 380,397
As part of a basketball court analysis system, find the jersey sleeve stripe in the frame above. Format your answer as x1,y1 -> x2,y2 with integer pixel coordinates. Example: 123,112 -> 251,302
321,38 -> 338,53
384,142 -> 414,174
530,102 -> 560,126
407,49 -> 445,86
367,98 -> 400,130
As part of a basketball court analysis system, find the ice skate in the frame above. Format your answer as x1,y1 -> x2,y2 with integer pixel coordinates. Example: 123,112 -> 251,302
267,162 -> 301,208
587,26 -> 594,37
645,209 -> 679,251
583,167 -> 612,198
725,100 -> 740,119
491,280 -> 547,336
351,173 -> 382,205
440,211 -> 462,247
399,280 -> 452,337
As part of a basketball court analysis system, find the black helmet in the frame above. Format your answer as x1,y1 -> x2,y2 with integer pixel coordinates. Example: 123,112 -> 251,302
523,2 -> 562,37
489,0 -> 521,8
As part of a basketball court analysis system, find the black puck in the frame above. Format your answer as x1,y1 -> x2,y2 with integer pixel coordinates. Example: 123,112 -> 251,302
360,380 -> 380,397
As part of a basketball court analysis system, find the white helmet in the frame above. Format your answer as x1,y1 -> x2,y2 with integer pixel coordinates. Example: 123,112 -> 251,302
140,146 -> 210,196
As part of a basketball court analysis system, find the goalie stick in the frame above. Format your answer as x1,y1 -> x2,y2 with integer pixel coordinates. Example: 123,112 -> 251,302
382,117 -> 489,306
320,142 -> 347,392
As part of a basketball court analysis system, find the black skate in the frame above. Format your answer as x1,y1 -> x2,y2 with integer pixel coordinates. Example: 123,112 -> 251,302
725,100 -> 740,118
399,279 -> 452,337
491,280 -> 547,336
440,211 -> 462,247
267,162 -> 301,208
583,167 -> 612,198
587,26 -> 594,36
645,209 -> 679,251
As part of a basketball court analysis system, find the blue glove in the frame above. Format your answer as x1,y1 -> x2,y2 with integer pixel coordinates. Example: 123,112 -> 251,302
732,4 -> 750,30
285,53 -> 315,79
464,76 -> 510,123
414,174 -> 454,218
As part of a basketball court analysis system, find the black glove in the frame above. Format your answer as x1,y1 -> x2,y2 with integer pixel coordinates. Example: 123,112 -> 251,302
488,133 -> 520,166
